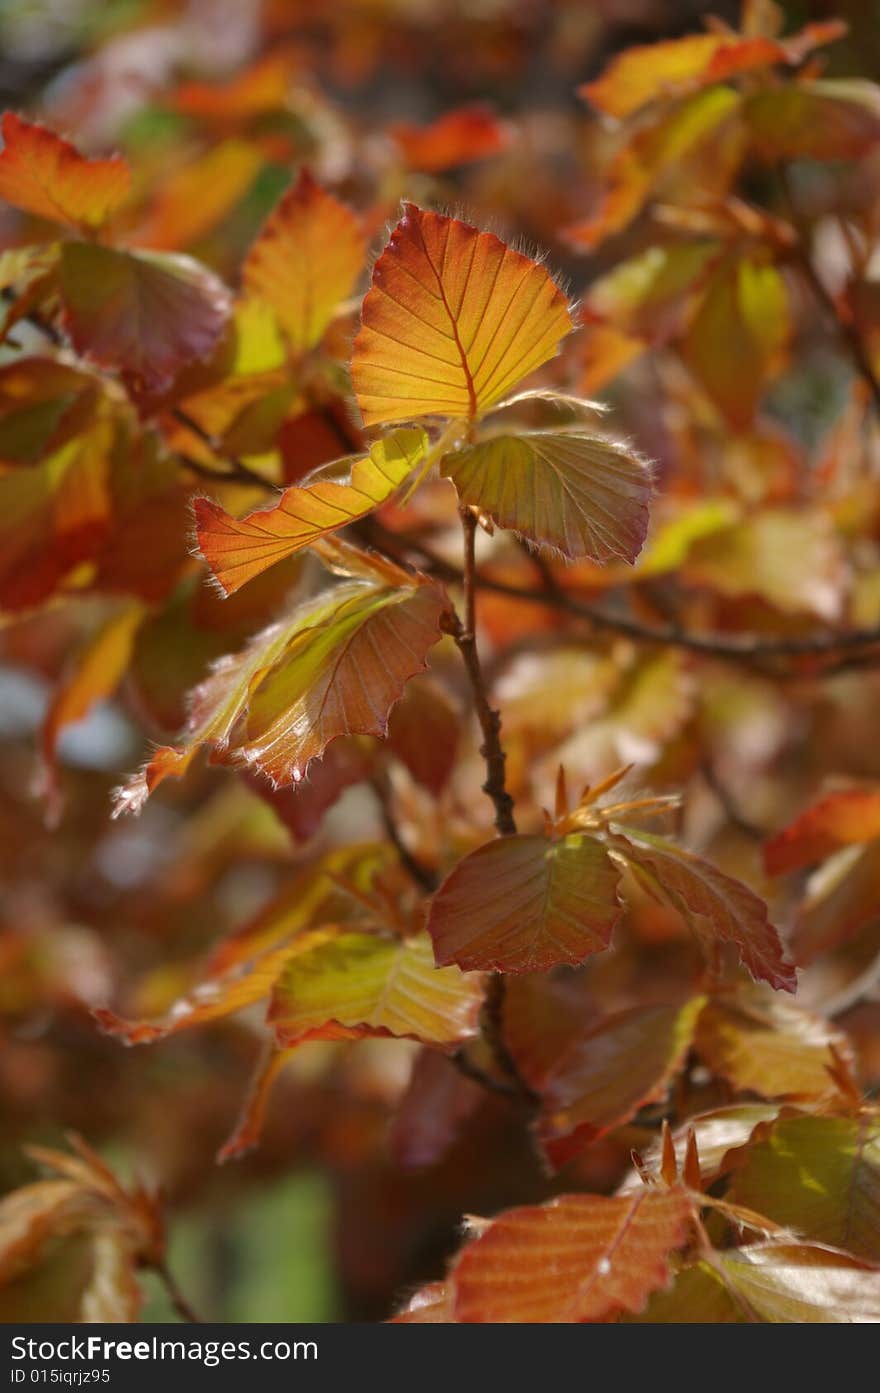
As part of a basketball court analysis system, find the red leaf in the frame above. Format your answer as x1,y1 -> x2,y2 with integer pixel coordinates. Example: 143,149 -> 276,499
764,788 -> 880,875
390,104 -> 511,172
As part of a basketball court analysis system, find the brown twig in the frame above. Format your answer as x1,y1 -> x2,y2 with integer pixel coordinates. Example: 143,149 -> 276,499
369,771 -> 437,894
153,1259 -> 202,1324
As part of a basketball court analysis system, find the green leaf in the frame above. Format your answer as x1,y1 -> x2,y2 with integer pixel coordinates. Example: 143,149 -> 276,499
441,428 -> 652,563
730,1115 -> 880,1262
268,930 -> 485,1047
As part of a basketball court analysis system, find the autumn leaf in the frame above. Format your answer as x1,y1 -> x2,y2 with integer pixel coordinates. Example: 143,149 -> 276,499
764,788 -> 880,875
695,988 -> 857,1102
195,427 -> 429,595
0,112 -> 130,231
746,80 -> 880,162
580,23 -> 846,120
441,428 -> 652,563
114,549 -> 450,810
390,104 -> 511,172
386,675 -> 460,795
0,357 -> 99,465
791,840 -> 880,965
609,829 -> 796,991
426,832 -> 623,974
351,205 -> 574,425
268,930 -> 485,1047
242,169 -> 365,352
59,244 -> 232,397
730,1115 -> 880,1263
451,1189 -> 693,1322
138,139 -> 264,250
680,255 -> 791,430
537,998 -> 706,1169
714,1242 -> 880,1322
684,508 -> 843,620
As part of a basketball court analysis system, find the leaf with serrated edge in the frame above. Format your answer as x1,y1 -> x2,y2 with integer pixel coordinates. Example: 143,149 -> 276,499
427,832 -> 622,974
609,829 -> 796,992
451,1189 -> 693,1322
0,112 -> 130,230
695,988 -> 855,1102
268,931 -> 485,1046
442,429 -> 652,563
243,169 -> 364,351
195,428 -> 429,595
351,204 -> 573,425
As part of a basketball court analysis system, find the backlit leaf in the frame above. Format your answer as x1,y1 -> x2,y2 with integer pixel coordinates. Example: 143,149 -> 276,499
765,789 -> 880,876
715,1242 -> 880,1322
730,1115 -> 880,1262
610,829 -> 796,991
268,930 -> 485,1047
537,998 -> 706,1168
60,244 -> 231,397
351,204 -> 573,425
451,1189 -> 693,1322
441,428 -> 652,563
114,553 -> 450,809
0,112 -> 130,231
695,989 -> 855,1102
580,24 -> 844,120
426,832 -> 622,974
195,427 -> 429,595
242,169 -> 365,352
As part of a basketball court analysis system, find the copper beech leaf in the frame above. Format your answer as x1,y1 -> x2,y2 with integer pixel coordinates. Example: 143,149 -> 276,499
764,789 -> 880,876
242,169 -> 365,352
730,1115 -> 880,1263
694,988 -> 856,1103
441,429 -> 652,563
450,1189 -> 694,1322
609,829 -> 796,992
426,832 -> 623,974
113,552 -> 450,811
195,427 -> 429,595
579,23 -> 845,120
390,1049 -> 484,1171
0,112 -> 130,231
537,998 -> 706,1169
351,205 -> 574,425
59,244 -> 232,397
390,104 -> 510,172
268,930 -> 485,1047
714,1243 -> 880,1322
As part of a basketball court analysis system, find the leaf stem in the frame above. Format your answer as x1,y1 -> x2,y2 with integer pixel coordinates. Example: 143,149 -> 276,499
369,770 -> 437,894
153,1259 -> 202,1324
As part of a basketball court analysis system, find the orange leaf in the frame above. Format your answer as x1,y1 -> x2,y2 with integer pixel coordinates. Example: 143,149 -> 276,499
451,1189 -> 693,1322
390,103 -> 511,172
195,427 -> 428,595
268,930 -> 485,1047
426,832 -> 622,974
580,23 -> 846,120
764,788 -> 880,875
243,169 -> 365,352
351,205 -> 573,425
0,112 -> 130,231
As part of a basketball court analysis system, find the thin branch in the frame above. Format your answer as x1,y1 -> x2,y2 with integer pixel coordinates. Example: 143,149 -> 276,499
153,1259 -> 202,1324
450,1045 -> 520,1099
779,166 -> 880,414
369,772 -> 437,894
448,509 -> 516,836
170,409 -> 276,489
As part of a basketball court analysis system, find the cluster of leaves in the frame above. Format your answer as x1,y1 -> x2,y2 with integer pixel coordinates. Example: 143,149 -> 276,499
1,0 -> 880,1323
